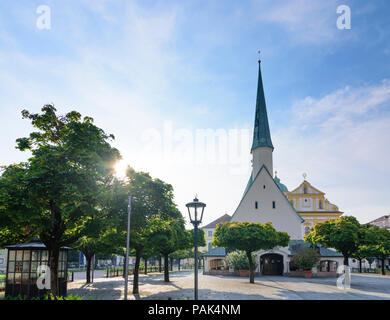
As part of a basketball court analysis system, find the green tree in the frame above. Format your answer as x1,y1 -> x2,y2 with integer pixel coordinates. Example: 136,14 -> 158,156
305,216 -> 362,266
362,225 -> 390,275
212,221 -> 290,283
150,215 -> 190,282
169,249 -> 190,271
110,167 -> 182,294
352,224 -> 376,273
0,105 -> 120,296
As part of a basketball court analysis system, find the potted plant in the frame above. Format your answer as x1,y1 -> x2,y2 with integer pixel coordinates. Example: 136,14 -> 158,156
226,250 -> 257,277
290,247 -> 320,278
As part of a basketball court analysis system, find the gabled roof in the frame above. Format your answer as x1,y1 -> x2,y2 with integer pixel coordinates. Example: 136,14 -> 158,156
289,180 -> 325,195
202,247 -> 226,257
251,61 -> 274,151
230,164 -> 304,223
202,214 -> 231,229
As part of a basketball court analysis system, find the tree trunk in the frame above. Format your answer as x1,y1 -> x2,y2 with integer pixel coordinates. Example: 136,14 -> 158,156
159,257 -> 162,273
86,254 -> 93,283
132,249 -> 142,294
48,247 -> 60,298
144,258 -> 148,275
246,251 -> 255,284
164,253 -> 169,282
178,259 -> 181,271
381,258 -> 385,275
359,259 -> 362,273
343,255 -> 349,266
170,258 -> 174,271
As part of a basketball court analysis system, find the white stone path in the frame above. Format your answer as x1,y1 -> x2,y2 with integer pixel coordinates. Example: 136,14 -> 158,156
67,271 -> 390,300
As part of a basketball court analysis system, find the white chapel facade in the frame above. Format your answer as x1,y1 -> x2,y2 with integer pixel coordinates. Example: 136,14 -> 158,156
203,61 -> 344,276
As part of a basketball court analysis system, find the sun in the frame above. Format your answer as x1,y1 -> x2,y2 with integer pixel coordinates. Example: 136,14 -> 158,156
114,160 -> 128,179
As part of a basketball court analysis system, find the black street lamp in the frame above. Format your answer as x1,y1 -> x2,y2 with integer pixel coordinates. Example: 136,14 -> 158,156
186,196 -> 206,300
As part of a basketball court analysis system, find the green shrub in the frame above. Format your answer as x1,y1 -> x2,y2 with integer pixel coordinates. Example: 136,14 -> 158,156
290,247 -> 320,271
226,250 -> 258,270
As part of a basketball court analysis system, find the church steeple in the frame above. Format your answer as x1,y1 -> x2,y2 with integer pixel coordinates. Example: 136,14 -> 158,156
251,60 -> 274,179
251,60 -> 274,151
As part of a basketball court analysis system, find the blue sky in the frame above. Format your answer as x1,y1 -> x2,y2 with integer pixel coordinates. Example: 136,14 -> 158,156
0,0 -> 390,225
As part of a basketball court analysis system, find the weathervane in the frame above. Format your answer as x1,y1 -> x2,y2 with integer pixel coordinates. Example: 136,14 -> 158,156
303,173 -> 307,180
258,50 -> 261,63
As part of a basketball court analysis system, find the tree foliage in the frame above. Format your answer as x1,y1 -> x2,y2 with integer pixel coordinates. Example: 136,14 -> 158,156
212,221 -> 290,283
0,105 -> 121,296
304,216 -> 362,266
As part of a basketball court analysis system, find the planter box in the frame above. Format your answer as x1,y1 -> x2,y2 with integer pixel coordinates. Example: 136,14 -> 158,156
208,270 -> 230,276
317,271 -> 337,278
290,270 -> 314,278
238,270 -> 249,277
290,270 -> 305,277
303,270 -> 312,278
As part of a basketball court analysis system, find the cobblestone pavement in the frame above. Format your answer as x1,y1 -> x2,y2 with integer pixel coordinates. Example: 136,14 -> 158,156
67,271 -> 390,300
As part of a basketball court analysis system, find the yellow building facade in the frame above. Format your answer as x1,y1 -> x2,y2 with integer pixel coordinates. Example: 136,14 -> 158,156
285,178 -> 343,235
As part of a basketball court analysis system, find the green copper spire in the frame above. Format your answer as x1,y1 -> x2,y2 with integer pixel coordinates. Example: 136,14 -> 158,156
251,60 -> 274,151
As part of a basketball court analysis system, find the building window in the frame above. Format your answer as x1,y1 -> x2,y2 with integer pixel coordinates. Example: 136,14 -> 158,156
303,187 -> 307,194
319,200 -> 323,209
208,231 -> 213,237
255,201 -> 258,209
304,226 -> 311,235
272,201 -> 276,209
263,185 -> 266,189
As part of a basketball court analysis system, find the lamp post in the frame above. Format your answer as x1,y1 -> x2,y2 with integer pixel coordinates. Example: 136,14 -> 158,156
124,195 -> 132,300
186,196 -> 206,300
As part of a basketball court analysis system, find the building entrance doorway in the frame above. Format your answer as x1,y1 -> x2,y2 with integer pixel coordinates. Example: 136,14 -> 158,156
261,253 -> 283,275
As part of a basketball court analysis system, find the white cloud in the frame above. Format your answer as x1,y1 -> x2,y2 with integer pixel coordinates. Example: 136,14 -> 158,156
273,80 -> 390,223
253,0 -> 346,44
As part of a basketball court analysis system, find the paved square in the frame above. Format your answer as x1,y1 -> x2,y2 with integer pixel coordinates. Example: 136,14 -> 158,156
67,271 -> 390,300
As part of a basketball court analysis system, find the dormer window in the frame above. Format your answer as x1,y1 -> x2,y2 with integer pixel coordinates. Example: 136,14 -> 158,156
303,186 -> 307,194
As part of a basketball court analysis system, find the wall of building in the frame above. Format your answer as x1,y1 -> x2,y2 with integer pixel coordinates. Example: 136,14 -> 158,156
232,167 -> 303,240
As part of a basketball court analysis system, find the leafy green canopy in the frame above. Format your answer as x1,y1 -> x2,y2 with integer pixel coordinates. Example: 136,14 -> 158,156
0,104 -> 121,247
304,216 -> 362,262
213,221 -> 289,283
212,221 -> 290,252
